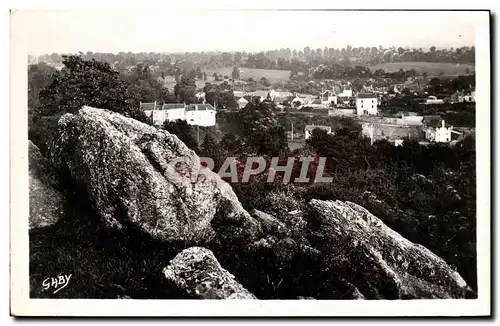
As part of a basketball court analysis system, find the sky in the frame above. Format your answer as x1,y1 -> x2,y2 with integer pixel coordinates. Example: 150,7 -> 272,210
13,10 -> 480,55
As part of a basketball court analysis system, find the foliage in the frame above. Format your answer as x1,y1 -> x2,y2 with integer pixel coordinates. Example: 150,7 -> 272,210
203,83 -> 238,110
231,67 -> 240,80
174,71 -> 197,104
163,119 -> 199,150
30,55 -> 149,152
28,62 -> 57,109
238,100 -> 288,155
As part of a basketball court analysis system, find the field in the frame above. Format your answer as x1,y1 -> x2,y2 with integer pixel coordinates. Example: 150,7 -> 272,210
368,61 -> 475,76
161,67 -> 291,92
204,67 -> 291,84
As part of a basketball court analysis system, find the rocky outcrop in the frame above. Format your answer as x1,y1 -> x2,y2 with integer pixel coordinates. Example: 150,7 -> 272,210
51,106 -> 261,244
307,199 -> 471,299
250,209 -> 289,237
29,140 -> 64,229
163,247 -> 256,299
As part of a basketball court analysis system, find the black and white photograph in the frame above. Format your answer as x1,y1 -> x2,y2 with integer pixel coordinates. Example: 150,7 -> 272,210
9,7 -> 491,317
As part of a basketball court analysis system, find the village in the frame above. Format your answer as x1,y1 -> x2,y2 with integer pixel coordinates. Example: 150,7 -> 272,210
140,75 -> 475,149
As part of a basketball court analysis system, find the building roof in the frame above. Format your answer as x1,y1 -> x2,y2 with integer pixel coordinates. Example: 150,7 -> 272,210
140,102 -> 157,111
249,90 -> 270,98
304,125 -> 332,132
357,93 -> 377,99
185,104 -> 215,111
233,90 -> 245,98
162,103 -> 186,110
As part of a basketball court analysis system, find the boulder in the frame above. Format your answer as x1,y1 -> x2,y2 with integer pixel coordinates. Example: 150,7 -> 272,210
307,199 -> 471,299
29,140 -> 64,229
51,106 -> 261,244
163,247 -> 256,299
250,209 -> 289,237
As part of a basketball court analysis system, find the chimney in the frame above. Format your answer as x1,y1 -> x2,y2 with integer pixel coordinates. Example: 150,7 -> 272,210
441,120 -> 445,128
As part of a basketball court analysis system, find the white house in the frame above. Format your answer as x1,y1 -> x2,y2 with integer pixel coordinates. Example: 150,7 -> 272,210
141,102 -> 216,127
319,89 -> 337,106
424,95 -> 444,105
163,103 -> 186,122
141,101 -> 159,119
185,104 -> 216,127
425,120 -> 453,143
304,125 -> 332,140
356,93 -> 378,115
269,90 -> 293,103
247,90 -> 270,103
338,86 -> 353,98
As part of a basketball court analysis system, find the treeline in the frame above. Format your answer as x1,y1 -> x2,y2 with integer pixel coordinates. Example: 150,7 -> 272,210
30,45 -> 475,75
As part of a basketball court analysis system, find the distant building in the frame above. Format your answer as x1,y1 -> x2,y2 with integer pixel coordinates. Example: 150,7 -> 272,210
394,139 -> 404,147
141,101 -> 161,125
425,119 -> 453,143
269,90 -> 293,103
356,93 -> 378,115
237,97 -> 249,109
452,87 -> 475,103
140,101 -> 159,112
163,103 -> 186,122
319,89 -> 337,106
304,125 -> 332,140
185,104 -> 216,127
141,102 -> 216,127
424,95 -> 444,105
233,90 -> 245,99
247,90 -> 270,103
337,86 -> 353,98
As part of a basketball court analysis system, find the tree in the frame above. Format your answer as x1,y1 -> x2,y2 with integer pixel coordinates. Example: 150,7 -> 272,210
28,62 -> 57,110
260,77 -> 271,87
32,55 -> 148,154
220,133 -> 243,153
39,55 -> 142,117
238,100 -> 287,155
232,67 -> 240,80
174,71 -> 197,104
163,119 -> 198,150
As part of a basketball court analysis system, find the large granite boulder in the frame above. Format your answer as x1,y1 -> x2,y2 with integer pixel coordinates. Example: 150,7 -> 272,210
307,199 -> 471,299
51,106 -> 261,244
163,247 -> 256,299
29,140 -> 64,229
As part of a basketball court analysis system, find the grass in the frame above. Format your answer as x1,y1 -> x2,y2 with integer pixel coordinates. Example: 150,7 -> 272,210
160,67 -> 290,92
204,67 -> 291,84
368,62 -> 475,76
